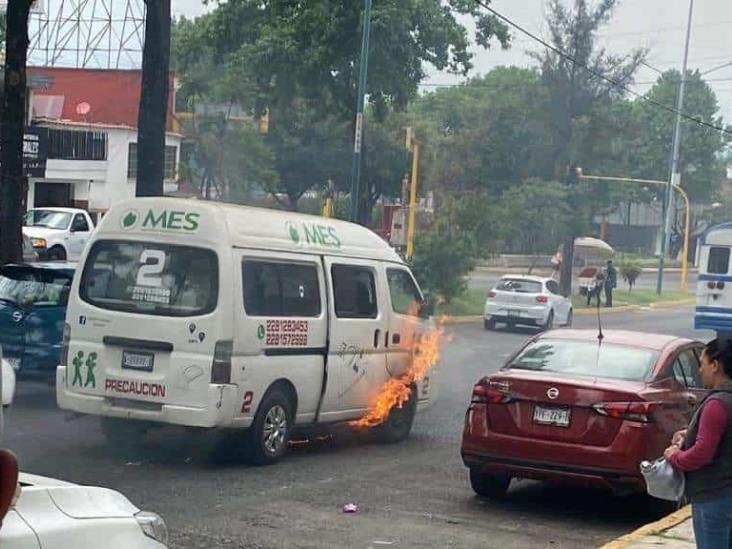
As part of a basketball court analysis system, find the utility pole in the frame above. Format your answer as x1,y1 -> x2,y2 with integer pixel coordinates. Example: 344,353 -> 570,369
657,0 -> 694,295
348,0 -> 372,223
405,129 -> 420,260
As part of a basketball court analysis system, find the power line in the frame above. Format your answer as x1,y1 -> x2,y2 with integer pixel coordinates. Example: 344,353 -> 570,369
473,0 -> 732,135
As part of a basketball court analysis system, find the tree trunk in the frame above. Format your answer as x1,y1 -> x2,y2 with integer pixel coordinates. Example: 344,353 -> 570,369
559,235 -> 575,297
0,1 -> 32,265
135,0 -> 171,197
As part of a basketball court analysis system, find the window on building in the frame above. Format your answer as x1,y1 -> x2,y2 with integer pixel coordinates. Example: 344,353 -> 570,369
46,128 -> 107,161
128,143 -> 178,180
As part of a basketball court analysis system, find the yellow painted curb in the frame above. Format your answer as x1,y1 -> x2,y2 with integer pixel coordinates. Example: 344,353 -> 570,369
598,506 -> 691,549
574,305 -> 637,316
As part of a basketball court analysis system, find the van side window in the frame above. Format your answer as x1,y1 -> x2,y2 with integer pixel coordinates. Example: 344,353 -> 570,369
708,247 -> 730,274
242,261 -> 321,317
387,269 -> 422,316
332,265 -> 377,319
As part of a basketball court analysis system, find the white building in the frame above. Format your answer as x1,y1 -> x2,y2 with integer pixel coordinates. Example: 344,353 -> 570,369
26,67 -> 182,217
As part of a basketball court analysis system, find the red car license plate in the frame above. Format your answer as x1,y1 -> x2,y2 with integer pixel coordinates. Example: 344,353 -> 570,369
533,405 -> 571,427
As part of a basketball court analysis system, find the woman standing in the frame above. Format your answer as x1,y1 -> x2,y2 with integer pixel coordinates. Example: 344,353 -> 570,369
665,338 -> 732,548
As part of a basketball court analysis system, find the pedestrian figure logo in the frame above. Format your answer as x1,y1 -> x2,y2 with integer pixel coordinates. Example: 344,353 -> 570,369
71,350 -> 98,388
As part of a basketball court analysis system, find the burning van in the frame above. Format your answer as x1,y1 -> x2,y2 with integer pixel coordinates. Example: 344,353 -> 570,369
56,198 -> 441,464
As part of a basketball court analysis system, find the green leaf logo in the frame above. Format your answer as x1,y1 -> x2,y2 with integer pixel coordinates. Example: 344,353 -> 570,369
121,210 -> 138,229
257,324 -> 265,340
287,223 -> 300,243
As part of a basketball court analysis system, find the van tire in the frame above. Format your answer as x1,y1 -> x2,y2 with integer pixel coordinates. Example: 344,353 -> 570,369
484,318 -> 496,330
48,246 -> 66,261
376,384 -> 417,444
469,469 -> 511,499
100,417 -> 148,458
245,389 -> 293,465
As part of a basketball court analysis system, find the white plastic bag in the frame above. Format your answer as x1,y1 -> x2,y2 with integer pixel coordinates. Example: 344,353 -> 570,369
640,458 -> 685,502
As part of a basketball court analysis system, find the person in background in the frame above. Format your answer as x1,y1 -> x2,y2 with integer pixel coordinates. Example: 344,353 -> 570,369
587,269 -> 604,308
604,260 -> 617,308
665,338 -> 732,549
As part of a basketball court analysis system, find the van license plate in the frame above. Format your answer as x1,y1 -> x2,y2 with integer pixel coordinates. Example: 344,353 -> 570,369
122,351 -> 154,372
533,405 -> 570,427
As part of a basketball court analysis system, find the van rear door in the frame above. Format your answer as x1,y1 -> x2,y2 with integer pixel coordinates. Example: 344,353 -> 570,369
69,239 -> 227,409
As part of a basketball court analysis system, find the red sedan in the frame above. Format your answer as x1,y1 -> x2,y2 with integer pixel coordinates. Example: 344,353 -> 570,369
461,329 -> 706,498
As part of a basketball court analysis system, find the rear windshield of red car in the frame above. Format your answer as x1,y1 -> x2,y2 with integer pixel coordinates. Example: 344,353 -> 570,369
508,338 -> 658,381
496,279 -> 542,294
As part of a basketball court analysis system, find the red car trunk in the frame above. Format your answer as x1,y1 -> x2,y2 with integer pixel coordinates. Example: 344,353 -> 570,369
483,372 -> 648,447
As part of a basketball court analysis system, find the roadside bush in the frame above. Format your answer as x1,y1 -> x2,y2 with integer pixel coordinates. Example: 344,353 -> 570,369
410,229 -> 476,304
620,256 -> 643,291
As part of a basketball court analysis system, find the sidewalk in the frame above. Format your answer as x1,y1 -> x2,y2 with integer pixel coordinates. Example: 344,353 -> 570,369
600,506 -> 694,548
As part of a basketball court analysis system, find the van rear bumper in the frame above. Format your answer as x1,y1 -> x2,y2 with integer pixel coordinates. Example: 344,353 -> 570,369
56,366 -> 241,428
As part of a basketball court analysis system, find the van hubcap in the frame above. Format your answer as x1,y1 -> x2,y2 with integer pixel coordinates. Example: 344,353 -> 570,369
263,405 -> 287,454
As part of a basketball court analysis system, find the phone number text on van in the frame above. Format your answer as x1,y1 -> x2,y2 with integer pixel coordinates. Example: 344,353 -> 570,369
265,320 -> 309,347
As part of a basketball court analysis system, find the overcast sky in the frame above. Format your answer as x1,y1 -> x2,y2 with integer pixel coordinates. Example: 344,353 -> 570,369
171,0 -> 732,120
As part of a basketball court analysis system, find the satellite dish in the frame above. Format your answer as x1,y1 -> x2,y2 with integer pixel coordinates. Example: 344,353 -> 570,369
76,102 -> 91,115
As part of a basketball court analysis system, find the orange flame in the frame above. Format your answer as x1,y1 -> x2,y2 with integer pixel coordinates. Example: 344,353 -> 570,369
350,326 -> 444,428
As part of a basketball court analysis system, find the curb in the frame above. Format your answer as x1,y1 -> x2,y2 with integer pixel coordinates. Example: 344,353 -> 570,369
439,299 -> 695,325
598,506 -> 691,549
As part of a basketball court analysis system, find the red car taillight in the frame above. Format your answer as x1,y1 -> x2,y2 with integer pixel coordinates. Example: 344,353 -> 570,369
471,382 -> 512,404
487,291 -> 496,299
592,401 -> 657,423
536,295 -> 549,303
211,340 -> 233,384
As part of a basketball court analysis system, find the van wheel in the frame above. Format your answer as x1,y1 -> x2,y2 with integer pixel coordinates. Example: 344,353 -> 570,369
246,389 -> 293,465
469,469 -> 511,499
48,246 -> 66,261
100,417 -> 148,458
376,385 -> 417,444
484,318 -> 496,330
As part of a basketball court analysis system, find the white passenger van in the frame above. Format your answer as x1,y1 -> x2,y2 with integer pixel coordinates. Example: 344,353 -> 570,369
56,198 -> 438,463
695,221 -> 732,333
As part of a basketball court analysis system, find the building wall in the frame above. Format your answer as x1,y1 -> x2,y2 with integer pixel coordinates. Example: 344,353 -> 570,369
28,125 -> 181,212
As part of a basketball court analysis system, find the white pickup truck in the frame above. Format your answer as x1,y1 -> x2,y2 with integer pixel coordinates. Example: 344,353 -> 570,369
23,208 -> 95,261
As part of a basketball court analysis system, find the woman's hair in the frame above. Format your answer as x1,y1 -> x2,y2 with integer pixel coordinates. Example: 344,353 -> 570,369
702,338 -> 732,378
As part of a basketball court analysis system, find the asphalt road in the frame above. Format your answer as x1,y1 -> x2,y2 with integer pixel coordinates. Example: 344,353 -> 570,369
3,306 -> 711,549
469,269 -> 696,293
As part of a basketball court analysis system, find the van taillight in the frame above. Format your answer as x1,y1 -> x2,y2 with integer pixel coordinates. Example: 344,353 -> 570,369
592,401 -> 657,423
211,340 -> 233,384
61,323 -> 70,366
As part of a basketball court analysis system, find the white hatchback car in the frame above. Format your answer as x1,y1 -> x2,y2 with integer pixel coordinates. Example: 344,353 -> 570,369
0,473 -> 168,548
484,275 -> 572,331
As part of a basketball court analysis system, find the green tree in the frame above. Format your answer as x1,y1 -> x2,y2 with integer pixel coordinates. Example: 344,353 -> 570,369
180,113 -> 277,203
502,180 -> 570,263
171,1 -> 511,212
630,70 -> 731,202
533,0 -> 646,295
413,67 -> 552,195
410,229 -> 475,304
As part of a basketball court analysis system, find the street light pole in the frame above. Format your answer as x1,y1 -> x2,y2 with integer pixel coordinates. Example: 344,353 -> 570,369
658,0 -> 694,295
349,0 -> 373,223
579,173 -> 692,292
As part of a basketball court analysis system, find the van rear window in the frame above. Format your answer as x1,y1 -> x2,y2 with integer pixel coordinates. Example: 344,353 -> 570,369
708,246 -> 730,275
80,240 -> 218,317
